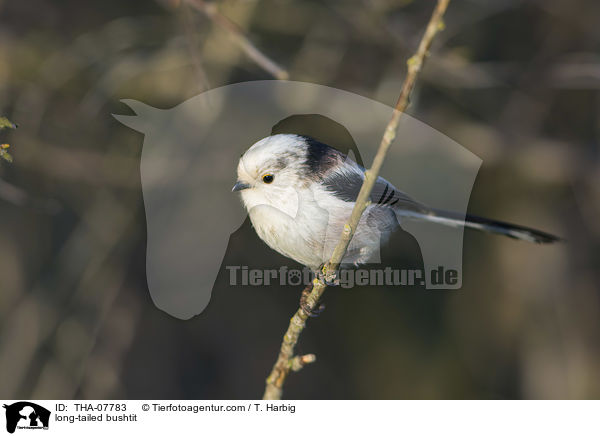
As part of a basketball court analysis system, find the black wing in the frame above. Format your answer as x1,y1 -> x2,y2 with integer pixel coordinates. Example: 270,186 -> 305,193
302,136 -> 428,213
322,165 -> 428,214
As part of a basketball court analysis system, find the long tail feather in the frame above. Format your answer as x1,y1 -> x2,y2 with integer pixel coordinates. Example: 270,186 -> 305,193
397,208 -> 562,244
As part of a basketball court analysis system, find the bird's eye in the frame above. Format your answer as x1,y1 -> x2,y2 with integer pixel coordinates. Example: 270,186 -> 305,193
262,174 -> 274,184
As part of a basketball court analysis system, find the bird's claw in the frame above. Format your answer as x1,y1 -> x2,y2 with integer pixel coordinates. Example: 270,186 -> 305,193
316,264 -> 339,287
300,284 -> 325,318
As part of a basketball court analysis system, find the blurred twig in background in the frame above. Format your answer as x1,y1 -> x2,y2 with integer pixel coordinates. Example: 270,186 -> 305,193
179,0 -> 289,80
263,0 -> 452,401
179,3 -> 211,92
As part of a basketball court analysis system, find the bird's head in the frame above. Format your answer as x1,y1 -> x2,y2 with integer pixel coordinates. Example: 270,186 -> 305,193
233,134 -> 309,212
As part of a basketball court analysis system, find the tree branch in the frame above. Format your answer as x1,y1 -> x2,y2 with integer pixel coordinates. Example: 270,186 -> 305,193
262,0 -> 451,400
182,0 -> 290,80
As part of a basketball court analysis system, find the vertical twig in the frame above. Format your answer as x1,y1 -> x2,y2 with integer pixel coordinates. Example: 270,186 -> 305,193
0,116 -> 17,163
263,0 -> 452,400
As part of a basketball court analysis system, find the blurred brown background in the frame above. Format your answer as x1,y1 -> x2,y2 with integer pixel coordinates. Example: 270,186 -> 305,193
0,0 -> 598,399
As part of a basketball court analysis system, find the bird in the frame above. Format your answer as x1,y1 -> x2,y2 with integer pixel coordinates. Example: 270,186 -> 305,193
233,134 -> 561,312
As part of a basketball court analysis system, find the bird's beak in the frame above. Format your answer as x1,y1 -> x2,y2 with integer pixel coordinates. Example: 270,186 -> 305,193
232,181 -> 251,192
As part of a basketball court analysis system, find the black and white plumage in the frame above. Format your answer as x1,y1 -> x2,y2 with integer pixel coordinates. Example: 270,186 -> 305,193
233,134 -> 560,271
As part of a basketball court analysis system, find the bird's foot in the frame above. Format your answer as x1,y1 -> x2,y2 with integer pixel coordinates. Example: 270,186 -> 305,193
300,284 -> 325,318
316,263 -> 340,287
